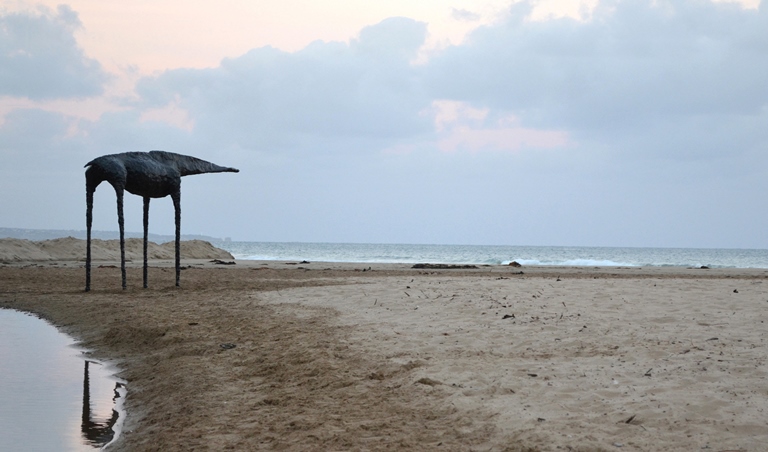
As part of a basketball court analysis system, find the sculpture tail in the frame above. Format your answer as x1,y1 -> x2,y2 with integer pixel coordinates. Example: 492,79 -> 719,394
149,150 -> 239,176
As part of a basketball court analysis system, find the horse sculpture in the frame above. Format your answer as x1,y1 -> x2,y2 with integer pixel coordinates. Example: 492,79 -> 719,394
85,151 -> 239,291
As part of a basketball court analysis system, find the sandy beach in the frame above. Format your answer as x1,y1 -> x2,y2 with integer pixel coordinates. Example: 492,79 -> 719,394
1,239 -> 767,451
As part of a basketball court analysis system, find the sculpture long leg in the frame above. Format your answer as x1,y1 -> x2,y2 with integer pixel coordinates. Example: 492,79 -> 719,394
172,190 -> 181,287
85,187 -> 94,292
115,186 -> 126,290
143,196 -> 150,289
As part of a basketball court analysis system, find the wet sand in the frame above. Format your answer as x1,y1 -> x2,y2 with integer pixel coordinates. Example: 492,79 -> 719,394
2,259 -> 768,451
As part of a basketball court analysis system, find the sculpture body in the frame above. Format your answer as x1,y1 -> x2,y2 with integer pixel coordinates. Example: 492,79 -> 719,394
85,151 -> 238,291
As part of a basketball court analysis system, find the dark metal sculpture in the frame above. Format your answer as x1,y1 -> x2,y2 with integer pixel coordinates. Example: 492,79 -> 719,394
85,151 -> 238,291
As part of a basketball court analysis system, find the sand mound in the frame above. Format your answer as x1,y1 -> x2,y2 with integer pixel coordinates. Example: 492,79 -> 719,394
0,237 -> 233,262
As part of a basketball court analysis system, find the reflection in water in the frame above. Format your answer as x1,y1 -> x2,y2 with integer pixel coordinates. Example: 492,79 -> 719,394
0,309 -> 126,451
82,360 -> 124,447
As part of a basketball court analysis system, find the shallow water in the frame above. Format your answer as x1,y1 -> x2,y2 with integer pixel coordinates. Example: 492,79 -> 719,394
0,309 -> 126,451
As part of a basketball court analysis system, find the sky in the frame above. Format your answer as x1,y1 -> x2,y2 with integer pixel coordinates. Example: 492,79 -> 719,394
1,0 -> 766,248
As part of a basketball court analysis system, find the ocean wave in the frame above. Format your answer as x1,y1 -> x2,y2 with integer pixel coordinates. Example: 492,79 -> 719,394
217,242 -> 768,269
504,259 -> 637,267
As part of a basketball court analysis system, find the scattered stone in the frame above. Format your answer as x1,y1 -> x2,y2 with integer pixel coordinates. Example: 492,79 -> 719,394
509,261 -> 522,267
219,343 -> 236,349
415,377 -> 443,386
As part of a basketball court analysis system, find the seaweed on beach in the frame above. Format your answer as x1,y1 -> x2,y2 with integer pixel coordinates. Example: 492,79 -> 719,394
411,263 -> 479,269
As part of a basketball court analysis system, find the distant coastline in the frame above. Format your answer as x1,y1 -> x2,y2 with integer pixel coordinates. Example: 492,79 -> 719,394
0,227 -> 226,244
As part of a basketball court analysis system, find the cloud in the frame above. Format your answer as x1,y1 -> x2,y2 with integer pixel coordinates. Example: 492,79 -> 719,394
0,5 -> 109,100
0,109 -> 69,154
0,108 -> 80,163
134,17 -> 432,154
451,8 -> 482,22
430,100 -> 570,152
427,0 -> 768,159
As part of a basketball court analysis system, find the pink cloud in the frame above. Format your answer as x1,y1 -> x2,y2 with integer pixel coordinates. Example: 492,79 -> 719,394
437,125 -> 569,153
430,100 -> 570,153
138,96 -> 194,131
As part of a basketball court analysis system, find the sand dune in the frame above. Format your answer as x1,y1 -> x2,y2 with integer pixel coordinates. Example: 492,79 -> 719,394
0,237 -> 233,262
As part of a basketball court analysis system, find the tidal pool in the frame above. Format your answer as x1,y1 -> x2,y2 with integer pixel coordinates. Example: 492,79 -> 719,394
0,309 -> 126,451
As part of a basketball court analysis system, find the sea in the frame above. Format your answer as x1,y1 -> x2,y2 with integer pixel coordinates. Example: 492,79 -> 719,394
213,242 -> 768,269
